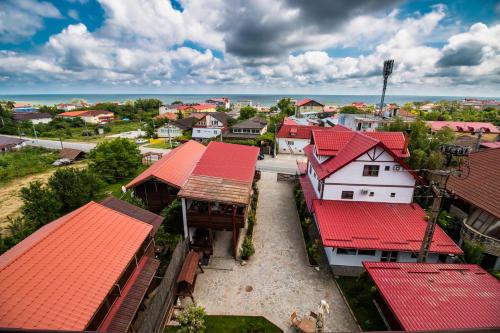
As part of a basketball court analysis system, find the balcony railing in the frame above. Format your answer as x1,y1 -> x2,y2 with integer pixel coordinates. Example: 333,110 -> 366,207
461,222 -> 500,257
186,211 -> 245,230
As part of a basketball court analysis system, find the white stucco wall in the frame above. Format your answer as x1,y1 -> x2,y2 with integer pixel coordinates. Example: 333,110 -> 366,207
277,137 -> 310,154
157,126 -> 182,138
192,127 -> 222,139
325,247 -> 440,267
31,118 -> 52,124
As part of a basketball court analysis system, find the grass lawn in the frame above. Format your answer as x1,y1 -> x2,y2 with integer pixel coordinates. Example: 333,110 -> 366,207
144,139 -> 175,149
336,276 -> 387,331
165,316 -> 282,333
0,147 -> 59,184
100,164 -> 149,198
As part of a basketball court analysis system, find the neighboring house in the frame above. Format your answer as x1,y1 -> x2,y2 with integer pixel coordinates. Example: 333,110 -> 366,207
364,262 -> 500,331
157,122 -> 184,138
206,97 -> 231,109
223,117 -> 267,140
176,104 -> 217,116
426,121 -> 499,134
13,103 -> 38,113
0,136 -> 25,152
479,141 -> 500,150
59,110 -> 114,124
172,117 -> 198,131
351,101 -> 367,109
12,112 -> 52,124
178,142 -> 260,258
126,140 -> 206,213
462,98 -> 500,110
56,103 -> 77,112
338,113 -> 389,132
0,199 -> 162,331
234,100 -> 253,110
191,112 -> 227,140
295,98 -> 324,117
276,124 -> 323,154
299,126 -> 461,275
419,103 -> 435,112
159,104 -> 179,115
59,148 -> 86,162
447,148 -> 500,270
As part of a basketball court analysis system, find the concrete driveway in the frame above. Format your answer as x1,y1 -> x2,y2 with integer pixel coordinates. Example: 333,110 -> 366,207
192,171 -> 358,332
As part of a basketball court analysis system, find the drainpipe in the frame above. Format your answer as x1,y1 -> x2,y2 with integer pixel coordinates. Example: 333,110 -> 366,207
181,198 -> 189,239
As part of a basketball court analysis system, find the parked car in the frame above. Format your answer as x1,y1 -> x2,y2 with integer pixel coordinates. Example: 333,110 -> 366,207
135,138 -> 148,144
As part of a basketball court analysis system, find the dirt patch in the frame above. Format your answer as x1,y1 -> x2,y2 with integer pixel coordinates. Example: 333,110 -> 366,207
0,162 -> 87,235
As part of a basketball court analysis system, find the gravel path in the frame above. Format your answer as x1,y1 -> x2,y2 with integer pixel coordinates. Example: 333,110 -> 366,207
192,171 -> 358,332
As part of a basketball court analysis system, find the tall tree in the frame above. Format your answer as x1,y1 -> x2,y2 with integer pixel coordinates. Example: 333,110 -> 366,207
88,138 -> 142,183
277,98 -> 294,116
239,106 -> 257,120
20,181 -> 63,229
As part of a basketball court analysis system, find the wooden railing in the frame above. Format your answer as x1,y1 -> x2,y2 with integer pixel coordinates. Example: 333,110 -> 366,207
187,211 -> 245,230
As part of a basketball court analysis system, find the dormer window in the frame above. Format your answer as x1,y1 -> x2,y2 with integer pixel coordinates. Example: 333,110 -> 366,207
363,165 -> 380,176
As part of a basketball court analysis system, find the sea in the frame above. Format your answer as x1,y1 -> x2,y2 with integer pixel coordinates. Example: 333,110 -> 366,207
0,94 -> 495,107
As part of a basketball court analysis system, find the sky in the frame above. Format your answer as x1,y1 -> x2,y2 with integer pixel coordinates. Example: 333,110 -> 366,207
0,0 -> 499,96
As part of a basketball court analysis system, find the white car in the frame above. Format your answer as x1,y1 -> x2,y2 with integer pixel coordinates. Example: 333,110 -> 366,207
135,138 -> 148,144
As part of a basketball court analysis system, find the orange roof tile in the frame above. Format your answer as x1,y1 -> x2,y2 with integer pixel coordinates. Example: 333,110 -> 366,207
126,140 -> 206,189
0,202 -> 153,330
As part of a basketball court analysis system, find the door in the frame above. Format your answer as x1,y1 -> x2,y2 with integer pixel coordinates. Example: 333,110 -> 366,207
381,251 -> 398,262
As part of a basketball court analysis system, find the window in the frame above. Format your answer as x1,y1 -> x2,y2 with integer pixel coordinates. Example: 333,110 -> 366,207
369,192 -> 374,197
341,191 -> 354,199
363,165 -> 380,176
337,248 -> 357,255
384,165 -> 390,171
286,140 -> 294,146
390,192 -> 396,198
309,164 -> 312,174
410,252 -> 418,259
358,249 -> 376,256
381,251 -> 398,262
317,181 -> 322,193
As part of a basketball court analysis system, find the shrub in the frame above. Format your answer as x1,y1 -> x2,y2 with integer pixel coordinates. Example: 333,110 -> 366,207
240,236 -> 255,260
462,240 -> 484,264
308,239 -> 321,265
176,303 -> 206,333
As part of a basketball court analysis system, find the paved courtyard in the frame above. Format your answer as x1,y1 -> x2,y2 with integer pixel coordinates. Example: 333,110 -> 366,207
192,171 -> 359,332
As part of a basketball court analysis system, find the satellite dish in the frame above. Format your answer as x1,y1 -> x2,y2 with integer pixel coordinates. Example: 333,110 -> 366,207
121,186 -> 127,193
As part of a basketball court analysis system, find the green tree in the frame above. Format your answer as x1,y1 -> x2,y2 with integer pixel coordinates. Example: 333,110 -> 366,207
215,105 -> 227,112
277,98 -> 294,116
462,241 -> 484,264
20,181 -> 63,229
239,106 -> 258,120
340,105 -> 364,114
172,100 -> 183,105
177,303 -> 206,333
48,168 -> 104,214
161,199 -> 183,234
88,138 -> 142,183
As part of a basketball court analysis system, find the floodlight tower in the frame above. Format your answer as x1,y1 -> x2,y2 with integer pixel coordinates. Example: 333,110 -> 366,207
379,59 -> 394,113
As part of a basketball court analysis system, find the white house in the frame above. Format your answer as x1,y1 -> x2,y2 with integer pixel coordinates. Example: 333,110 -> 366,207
56,104 -> 77,112
191,112 -> 227,140
299,126 -> 462,275
157,123 -> 183,138
159,104 -> 179,115
276,124 -> 323,154
13,112 -> 52,124
337,113 -> 389,132
295,98 -> 324,117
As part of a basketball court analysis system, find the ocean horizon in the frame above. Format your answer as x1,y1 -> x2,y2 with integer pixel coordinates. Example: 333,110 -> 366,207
0,93 -> 498,107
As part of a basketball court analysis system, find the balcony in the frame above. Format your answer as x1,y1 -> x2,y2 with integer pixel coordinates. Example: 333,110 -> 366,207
186,201 -> 246,230
461,222 -> 500,257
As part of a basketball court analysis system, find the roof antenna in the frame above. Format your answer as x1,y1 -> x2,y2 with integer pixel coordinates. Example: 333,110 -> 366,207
379,59 -> 394,114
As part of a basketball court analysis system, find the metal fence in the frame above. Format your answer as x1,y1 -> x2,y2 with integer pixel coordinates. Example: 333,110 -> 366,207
138,238 -> 189,333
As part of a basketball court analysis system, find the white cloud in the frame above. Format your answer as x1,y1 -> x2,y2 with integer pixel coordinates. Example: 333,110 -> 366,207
0,0 -> 62,43
68,9 -> 80,21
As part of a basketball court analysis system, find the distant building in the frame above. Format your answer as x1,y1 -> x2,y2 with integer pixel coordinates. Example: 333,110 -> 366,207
56,103 -> 77,112
426,121 -> 499,134
154,112 -> 177,121
205,97 -> 231,109
364,262 -> 500,331
462,98 -> 500,110
0,135 -> 25,152
276,124 -> 323,154
59,110 -> 114,124
295,98 -> 324,117
157,123 -> 184,138
338,114 -> 389,132
234,100 -> 253,110
13,112 -> 52,124
13,103 -> 38,113
159,104 -> 179,115
418,103 -> 435,112
191,112 -> 228,140
223,117 -> 267,140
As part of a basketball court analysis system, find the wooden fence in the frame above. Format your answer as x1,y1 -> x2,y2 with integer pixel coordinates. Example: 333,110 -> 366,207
138,238 -> 189,333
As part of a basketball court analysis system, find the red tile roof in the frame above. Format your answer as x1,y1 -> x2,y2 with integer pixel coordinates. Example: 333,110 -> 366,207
447,148 -> 500,218
177,104 -> 216,111
126,140 -> 206,189
192,141 -> 259,183
276,124 -> 323,139
306,130 -> 413,180
155,113 -> 178,121
480,141 -> 500,149
313,200 -> 462,254
283,117 -> 298,125
427,121 -> 498,133
364,262 -> 500,331
296,98 -> 324,107
0,202 -> 153,330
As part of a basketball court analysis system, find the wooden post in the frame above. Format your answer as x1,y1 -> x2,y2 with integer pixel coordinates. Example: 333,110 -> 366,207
232,205 -> 237,258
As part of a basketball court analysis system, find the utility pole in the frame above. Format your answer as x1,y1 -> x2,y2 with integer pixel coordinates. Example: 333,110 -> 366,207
417,144 -> 471,262
379,59 -> 394,113
58,131 -> 64,149
32,122 -> 38,141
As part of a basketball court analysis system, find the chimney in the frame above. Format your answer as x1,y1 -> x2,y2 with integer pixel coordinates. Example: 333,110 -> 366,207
402,129 -> 411,154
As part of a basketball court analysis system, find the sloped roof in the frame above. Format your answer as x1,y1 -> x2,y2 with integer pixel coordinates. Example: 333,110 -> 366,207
0,201 -> 153,330
0,135 -> 25,148
172,117 -> 198,130
59,110 -> 113,117
296,98 -> 324,107
100,196 -> 163,234
13,112 -> 52,121
480,141 -> 500,149
126,140 -> 206,189
276,124 -> 323,139
427,121 -> 498,133
154,113 -> 177,121
179,175 -> 253,205
59,148 -> 85,160
313,200 -> 462,254
364,262 -> 500,331
447,148 -> 500,218
232,117 -> 267,129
